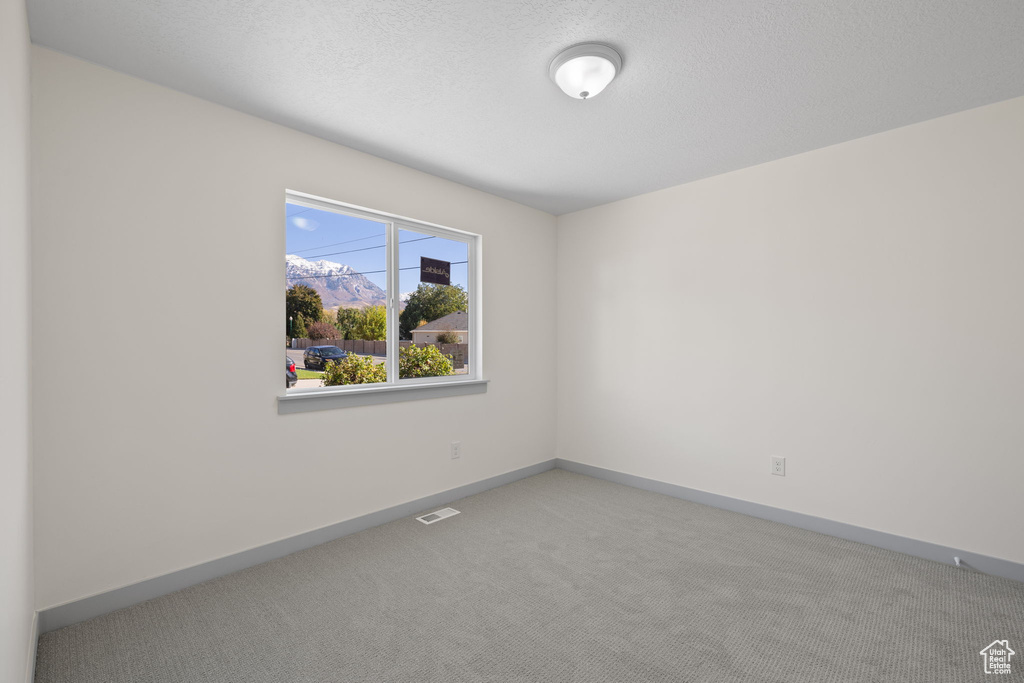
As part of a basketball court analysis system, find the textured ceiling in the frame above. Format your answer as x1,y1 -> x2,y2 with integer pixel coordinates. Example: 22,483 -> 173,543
27,0 -> 1024,215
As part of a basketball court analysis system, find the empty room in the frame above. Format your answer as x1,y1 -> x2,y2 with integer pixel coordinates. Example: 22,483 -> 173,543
3,1 -> 1023,681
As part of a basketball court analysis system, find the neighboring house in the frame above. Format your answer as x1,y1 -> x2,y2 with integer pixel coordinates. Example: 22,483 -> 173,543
411,311 -> 468,345
980,640 -> 1015,674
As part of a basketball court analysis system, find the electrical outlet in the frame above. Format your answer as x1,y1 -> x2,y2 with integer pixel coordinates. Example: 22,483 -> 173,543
451,441 -> 462,460
771,456 -> 786,476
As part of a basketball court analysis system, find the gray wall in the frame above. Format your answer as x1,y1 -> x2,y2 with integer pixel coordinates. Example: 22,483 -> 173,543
31,47 -> 558,610
558,96 -> 1024,565
0,0 -> 35,680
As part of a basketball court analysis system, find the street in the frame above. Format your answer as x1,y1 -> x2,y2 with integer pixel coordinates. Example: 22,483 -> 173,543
286,344 -> 466,389
286,346 -> 385,389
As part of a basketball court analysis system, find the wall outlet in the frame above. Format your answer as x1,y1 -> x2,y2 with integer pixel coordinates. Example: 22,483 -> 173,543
451,441 -> 462,459
771,456 -> 786,476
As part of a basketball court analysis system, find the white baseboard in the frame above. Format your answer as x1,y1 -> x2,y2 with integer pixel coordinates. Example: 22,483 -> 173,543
555,458 -> 1024,584
37,456 -> 1022,636
26,610 -> 38,683
37,459 -> 557,633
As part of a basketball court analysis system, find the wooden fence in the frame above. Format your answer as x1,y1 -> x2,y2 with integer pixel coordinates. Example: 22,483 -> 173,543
290,338 -> 467,369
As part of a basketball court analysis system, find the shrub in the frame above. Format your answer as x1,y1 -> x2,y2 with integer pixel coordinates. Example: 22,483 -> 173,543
321,353 -> 387,386
436,329 -> 461,345
308,321 -> 337,341
320,345 -> 453,384
399,344 -> 454,379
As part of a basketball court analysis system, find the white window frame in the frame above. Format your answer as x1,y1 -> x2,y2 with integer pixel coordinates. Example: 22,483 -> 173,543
278,190 -> 486,413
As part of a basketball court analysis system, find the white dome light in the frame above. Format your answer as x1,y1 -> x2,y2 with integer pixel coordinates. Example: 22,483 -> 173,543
549,43 -> 622,100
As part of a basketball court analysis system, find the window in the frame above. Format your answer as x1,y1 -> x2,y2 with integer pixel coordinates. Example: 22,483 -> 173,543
280,191 -> 483,411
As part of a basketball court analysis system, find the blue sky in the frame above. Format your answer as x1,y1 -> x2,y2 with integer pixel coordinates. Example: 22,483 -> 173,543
286,203 -> 469,294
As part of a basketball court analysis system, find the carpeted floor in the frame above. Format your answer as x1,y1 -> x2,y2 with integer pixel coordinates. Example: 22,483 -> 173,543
35,469 -> 1023,682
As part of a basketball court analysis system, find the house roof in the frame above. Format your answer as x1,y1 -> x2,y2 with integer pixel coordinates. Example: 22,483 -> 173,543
416,311 -> 469,332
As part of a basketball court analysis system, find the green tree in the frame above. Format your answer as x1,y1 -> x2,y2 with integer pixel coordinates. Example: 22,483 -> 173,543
336,307 -> 361,340
399,284 -> 468,339
286,285 -> 323,336
292,312 -> 309,339
355,305 -> 387,341
399,344 -> 454,379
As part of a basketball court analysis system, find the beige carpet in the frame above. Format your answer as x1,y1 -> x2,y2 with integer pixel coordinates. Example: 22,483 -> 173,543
35,469 -> 1024,682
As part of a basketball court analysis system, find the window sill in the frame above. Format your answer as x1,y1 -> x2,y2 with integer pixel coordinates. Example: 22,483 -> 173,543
277,379 -> 488,414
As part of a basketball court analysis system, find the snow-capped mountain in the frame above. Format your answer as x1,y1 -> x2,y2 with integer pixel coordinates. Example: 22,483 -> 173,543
286,254 -> 386,309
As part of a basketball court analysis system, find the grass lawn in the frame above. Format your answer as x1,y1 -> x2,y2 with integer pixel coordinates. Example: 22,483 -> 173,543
296,369 -> 324,380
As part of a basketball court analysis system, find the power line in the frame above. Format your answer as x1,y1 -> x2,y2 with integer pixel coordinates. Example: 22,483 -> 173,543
285,206 -> 389,252
297,235 -> 435,261
289,233 -> 382,254
286,207 -> 315,219
286,261 -> 468,281
286,206 -> 441,257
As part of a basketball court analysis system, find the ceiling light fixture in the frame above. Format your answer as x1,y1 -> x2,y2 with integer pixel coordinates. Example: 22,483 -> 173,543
549,43 -> 622,100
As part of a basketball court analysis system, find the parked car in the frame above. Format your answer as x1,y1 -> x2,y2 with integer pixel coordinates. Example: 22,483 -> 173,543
303,345 -> 348,370
286,357 -> 298,388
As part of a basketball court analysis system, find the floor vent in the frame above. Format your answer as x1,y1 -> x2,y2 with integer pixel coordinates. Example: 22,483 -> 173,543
416,507 -> 461,525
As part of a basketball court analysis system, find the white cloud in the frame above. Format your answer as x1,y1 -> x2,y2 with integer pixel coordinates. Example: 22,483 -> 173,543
291,216 -> 317,231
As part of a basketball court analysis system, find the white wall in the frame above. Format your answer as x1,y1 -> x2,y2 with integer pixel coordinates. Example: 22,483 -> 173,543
29,40 -> 1024,618
0,0 -> 34,680
31,47 -> 557,610
558,96 -> 1024,564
